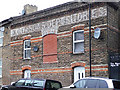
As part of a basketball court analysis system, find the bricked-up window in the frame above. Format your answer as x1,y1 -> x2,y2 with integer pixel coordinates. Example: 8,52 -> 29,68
73,30 -> 84,54
0,58 -> 2,78
24,40 -> 31,59
43,34 -> 57,63
0,31 -> 3,46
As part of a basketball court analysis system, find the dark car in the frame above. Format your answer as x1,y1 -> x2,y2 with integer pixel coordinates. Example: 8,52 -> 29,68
1,78 -> 62,90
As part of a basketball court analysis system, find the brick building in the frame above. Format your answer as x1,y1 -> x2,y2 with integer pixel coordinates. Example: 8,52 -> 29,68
0,2 -> 120,86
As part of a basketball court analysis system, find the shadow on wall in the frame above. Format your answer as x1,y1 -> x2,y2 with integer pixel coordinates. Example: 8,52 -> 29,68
119,6 -> 120,53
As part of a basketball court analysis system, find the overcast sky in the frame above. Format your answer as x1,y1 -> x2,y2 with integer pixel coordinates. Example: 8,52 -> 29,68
0,0 -> 72,22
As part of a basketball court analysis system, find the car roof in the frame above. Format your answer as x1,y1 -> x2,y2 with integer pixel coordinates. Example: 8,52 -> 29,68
81,77 -> 120,81
20,78 -> 46,81
83,77 -> 110,80
19,78 -> 60,82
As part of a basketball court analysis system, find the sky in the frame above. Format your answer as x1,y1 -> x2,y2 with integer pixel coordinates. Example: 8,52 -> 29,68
0,0 -> 72,22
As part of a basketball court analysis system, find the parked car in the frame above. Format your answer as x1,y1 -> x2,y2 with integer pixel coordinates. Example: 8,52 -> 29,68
63,77 -> 120,89
1,78 -> 62,90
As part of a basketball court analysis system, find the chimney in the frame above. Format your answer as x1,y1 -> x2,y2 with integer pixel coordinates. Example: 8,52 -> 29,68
23,4 -> 38,15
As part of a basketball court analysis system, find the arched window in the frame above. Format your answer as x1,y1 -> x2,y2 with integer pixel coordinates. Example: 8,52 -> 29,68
24,70 -> 31,78
74,67 -> 85,82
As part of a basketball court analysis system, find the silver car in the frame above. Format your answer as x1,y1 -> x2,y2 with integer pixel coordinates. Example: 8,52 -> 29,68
63,77 -> 120,89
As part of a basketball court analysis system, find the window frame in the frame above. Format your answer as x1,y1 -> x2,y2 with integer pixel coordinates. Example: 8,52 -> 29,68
23,40 -> 31,59
33,80 -> 44,88
98,80 -> 108,88
24,70 -> 31,79
0,58 -> 2,78
74,79 -> 87,88
73,30 -> 84,54
0,31 -> 4,47
45,80 -> 62,89
15,79 -> 26,87
85,79 -> 98,88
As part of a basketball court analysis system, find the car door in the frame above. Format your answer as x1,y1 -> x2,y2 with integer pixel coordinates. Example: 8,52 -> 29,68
85,79 -> 98,89
8,84 -> 18,90
98,80 -> 108,88
9,79 -> 26,90
74,79 -> 87,88
18,79 -> 33,90
45,80 -> 62,90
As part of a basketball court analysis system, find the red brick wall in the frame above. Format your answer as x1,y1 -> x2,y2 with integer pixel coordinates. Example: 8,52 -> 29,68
43,34 -> 57,63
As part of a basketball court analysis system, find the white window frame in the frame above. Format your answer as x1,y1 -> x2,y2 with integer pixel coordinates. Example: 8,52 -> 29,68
0,31 -> 4,46
73,30 -> 84,54
23,40 -> 31,59
74,67 -> 85,82
24,70 -> 31,78
0,58 -> 2,78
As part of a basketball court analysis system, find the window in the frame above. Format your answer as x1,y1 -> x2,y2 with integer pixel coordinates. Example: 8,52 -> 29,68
74,67 -> 85,82
113,81 -> 120,89
43,34 -> 57,63
0,31 -> 3,46
24,40 -> 31,59
33,80 -> 44,88
74,79 -> 87,88
73,30 -> 84,54
24,79 -> 32,86
99,80 -> 108,88
24,70 -> 31,78
46,80 -> 62,89
15,79 -> 26,86
0,58 -> 2,78
85,79 -> 98,88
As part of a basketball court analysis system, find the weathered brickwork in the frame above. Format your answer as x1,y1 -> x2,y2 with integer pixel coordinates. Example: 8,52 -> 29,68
108,5 -> 120,53
107,4 -> 120,79
0,2 -> 119,86
2,27 -> 12,85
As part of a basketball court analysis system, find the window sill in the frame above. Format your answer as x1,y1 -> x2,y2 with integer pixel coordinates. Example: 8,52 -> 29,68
23,58 -> 31,60
73,52 -> 84,54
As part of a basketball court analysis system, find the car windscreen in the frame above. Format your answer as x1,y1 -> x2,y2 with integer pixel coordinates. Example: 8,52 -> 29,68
74,79 -> 87,88
113,80 -> 120,89
14,79 -> 26,87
